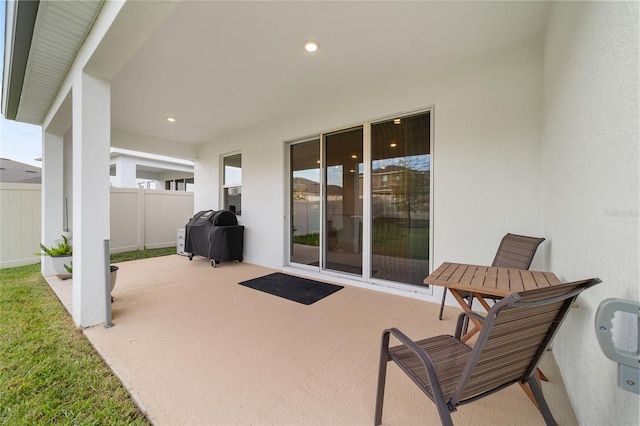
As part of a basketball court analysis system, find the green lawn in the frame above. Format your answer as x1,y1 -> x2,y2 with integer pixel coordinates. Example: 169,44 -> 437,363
110,246 -> 176,263
372,218 -> 429,259
292,232 -> 320,247
0,252 -> 164,425
295,219 -> 429,259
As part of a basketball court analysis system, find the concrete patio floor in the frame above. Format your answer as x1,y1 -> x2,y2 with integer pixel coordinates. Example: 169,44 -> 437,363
46,254 -> 578,425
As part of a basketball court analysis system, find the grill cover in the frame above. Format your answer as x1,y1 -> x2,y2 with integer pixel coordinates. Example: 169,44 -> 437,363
184,210 -> 244,262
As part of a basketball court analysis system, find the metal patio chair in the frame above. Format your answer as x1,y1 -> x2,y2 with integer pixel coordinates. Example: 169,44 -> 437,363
375,277 -> 601,426
438,233 -> 546,320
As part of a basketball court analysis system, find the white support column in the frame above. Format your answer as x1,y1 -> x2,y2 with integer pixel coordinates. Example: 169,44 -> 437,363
113,155 -> 137,188
41,131 -> 65,276
63,133 -> 73,232
71,72 -> 111,328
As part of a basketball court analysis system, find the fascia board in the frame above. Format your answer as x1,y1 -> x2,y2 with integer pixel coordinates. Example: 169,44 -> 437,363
1,0 -> 39,120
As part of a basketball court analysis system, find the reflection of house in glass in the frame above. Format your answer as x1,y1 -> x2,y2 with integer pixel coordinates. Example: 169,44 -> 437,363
371,163 -> 430,223
292,160 -> 431,238
291,177 -> 342,237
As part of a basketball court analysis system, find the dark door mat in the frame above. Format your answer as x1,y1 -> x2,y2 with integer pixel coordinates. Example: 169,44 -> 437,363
238,272 -> 344,305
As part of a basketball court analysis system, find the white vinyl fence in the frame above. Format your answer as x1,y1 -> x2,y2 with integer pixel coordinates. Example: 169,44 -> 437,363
110,188 -> 194,253
0,183 -> 42,268
0,185 -> 194,268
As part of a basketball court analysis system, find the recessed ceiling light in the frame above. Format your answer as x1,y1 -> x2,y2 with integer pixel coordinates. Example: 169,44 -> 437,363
351,154 -> 357,159
390,143 -> 397,147
166,117 -> 176,123
304,40 -> 319,52
393,119 -> 401,125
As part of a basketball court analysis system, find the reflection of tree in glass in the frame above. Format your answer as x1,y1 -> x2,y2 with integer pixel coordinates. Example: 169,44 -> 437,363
392,157 -> 429,224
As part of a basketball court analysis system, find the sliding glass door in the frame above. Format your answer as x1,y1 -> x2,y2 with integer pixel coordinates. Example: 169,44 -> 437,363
324,127 -> 364,275
371,113 -> 430,285
290,139 -> 321,266
288,110 -> 430,287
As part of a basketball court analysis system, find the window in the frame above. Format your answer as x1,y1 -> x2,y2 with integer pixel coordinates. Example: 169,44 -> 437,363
223,153 -> 242,215
164,177 -> 194,191
185,177 -> 194,191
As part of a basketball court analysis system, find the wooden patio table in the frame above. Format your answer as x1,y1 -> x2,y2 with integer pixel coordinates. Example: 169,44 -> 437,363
424,261 -> 561,410
424,261 -> 561,342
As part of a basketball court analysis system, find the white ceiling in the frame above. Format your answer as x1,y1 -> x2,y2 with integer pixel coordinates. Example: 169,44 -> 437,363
110,1 -> 551,145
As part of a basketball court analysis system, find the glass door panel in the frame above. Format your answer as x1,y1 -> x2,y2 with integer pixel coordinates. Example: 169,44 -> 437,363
290,140 -> 321,265
371,112 -> 430,285
324,127 -> 363,275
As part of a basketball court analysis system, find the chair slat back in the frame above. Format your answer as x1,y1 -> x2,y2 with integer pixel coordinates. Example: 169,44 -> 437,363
491,233 -> 545,270
452,278 -> 601,404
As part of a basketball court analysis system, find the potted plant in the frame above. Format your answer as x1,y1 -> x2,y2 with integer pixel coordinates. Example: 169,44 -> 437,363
38,235 -> 72,276
62,262 -> 119,300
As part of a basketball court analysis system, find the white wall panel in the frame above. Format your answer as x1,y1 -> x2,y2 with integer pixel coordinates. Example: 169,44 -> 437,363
109,188 -> 140,252
143,190 -> 193,248
109,188 -> 193,253
0,184 -> 42,268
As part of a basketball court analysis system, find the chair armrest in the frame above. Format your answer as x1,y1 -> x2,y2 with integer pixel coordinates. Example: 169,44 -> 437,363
382,328 -> 448,405
455,311 -> 486,339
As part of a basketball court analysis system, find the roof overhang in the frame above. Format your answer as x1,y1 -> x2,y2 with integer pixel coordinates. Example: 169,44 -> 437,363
2,0 -> 104,124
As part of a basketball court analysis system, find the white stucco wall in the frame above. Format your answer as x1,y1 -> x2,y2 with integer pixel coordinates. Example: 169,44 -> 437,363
195,38 -> 545,302
543,2 -> 639,425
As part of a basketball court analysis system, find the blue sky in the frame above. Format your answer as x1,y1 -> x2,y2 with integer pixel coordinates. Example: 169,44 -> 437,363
0,1 -> 43,167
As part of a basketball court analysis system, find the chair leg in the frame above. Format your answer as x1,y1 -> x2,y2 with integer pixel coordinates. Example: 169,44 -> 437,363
525,375 -> 557,426
374,332 -> 391,425
374,330 -> 454,426
438,289 -> 447,320
435,403 -> 455,426
461,295 -> 474,335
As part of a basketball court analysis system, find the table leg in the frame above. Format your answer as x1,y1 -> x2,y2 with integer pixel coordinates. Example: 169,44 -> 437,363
474,293 -> 492,312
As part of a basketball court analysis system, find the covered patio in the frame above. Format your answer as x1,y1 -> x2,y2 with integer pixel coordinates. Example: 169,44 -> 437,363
46,254 -> 577,425
3,1 -> 638,424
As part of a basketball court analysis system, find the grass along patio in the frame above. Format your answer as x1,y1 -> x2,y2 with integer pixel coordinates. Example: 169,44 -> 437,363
0,248 -> 175,424
0,263 -> 149,425
44,253 -> 579,425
